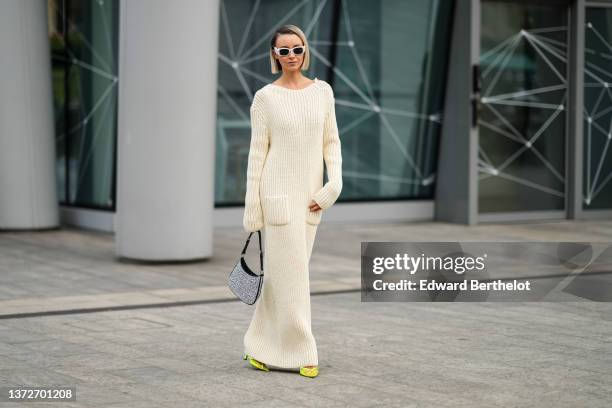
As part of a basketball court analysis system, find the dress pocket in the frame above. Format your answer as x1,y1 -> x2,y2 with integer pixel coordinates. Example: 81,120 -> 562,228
306,208 -> 322,225
263,194 -> 290,226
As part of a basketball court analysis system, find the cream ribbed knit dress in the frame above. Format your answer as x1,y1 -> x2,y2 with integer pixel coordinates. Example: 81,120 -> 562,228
242,77 -> 343,368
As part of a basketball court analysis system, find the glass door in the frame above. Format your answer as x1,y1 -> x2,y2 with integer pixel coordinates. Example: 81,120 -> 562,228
583,5 -> 612,211
478,0 -> 569,219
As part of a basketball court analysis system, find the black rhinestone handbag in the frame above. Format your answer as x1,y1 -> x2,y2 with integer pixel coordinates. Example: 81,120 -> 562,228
228,230 -> 264,305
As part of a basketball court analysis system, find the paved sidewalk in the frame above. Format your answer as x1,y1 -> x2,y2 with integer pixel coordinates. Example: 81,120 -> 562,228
2,220 -> 612,316
1,220 -> 612,406
1,292 -> 611,407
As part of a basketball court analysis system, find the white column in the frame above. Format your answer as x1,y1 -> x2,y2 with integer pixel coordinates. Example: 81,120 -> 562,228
116,0 -> 220,260
0,0 -> 59,230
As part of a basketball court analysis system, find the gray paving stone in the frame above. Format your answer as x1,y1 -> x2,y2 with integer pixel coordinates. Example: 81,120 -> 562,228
0,366 -> 84,386
129,356 -> 207,375
0,293 -> 610,407
51,365 -> 143,387
2,221 -> 612,314
1,221 -> 612,407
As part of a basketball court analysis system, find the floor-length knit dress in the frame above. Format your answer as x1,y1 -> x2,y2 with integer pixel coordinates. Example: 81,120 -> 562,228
242,77 -> 343,368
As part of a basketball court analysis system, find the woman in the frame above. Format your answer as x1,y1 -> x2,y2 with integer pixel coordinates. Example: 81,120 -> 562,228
242,24 -> 343,378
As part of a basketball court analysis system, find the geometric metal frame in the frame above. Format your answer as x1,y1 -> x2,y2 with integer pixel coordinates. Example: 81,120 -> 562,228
49,0 -> 119,212
476,0 -> 573,223
473,0 -> 612,222
436,0 -> 612,225
216,0 -> 446,205
580,0 -> 612,218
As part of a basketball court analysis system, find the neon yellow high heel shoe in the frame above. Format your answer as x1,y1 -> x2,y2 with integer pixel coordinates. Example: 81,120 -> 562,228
299,365 -> 319,378
243,353 -> 269,372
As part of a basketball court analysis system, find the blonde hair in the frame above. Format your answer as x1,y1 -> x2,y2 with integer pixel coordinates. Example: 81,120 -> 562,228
269,25 -> 310,74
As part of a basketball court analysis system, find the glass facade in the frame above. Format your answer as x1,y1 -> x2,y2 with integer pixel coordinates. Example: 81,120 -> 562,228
478,0 -> 568,214
49,0 -> 119,210
583,6 -> 612,210
41,0 -> 611,223
215,0 -> 454,206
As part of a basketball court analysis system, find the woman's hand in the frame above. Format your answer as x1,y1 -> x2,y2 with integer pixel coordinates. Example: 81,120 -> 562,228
308,199 -> 322,212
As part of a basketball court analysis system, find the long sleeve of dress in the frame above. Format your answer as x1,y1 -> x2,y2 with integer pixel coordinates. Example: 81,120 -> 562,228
312,86 -> 343,210
243,93 -> 269,232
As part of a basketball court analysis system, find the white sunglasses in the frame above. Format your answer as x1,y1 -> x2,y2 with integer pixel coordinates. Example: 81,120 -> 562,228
273,45 -> 306,57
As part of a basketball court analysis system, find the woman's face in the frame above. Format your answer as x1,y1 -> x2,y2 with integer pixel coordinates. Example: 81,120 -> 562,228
273,33 -> 304,72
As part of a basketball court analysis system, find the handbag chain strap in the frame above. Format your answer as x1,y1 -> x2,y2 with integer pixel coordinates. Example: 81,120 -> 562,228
240,230 -> 264,272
